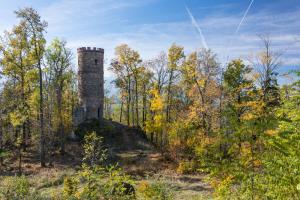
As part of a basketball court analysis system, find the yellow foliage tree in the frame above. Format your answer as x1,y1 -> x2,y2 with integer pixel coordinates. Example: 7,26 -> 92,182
145,88 -> 165,147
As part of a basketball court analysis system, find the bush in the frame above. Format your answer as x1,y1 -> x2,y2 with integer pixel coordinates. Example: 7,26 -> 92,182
61,131 -> 135,200
83,131 -> 107,166
76,165 -> 105,200
176,160 -> 198,174
102,165 -> 135,200
0,176 -> 46,200
63,164 -> 135,200
63,176 -> 79,199
138,180 -> 174,200
0,176 -> 30,200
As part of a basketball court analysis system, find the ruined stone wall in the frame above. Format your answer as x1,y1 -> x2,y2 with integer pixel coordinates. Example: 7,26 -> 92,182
77,47 -> 104,121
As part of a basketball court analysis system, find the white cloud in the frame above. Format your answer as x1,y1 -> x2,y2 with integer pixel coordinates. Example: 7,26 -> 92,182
1,0 -> 299,80
41,0 -> 155,35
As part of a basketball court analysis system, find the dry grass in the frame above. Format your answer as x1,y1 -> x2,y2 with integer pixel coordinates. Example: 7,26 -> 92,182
0,121 -> 213,199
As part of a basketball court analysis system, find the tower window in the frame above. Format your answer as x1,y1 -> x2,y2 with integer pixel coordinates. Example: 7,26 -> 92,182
95,59 -> 98,65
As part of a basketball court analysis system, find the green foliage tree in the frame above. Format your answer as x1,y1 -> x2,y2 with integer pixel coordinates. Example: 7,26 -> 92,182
222,59 -> 253,158
166,44 -> 184,122
15,7 -> 48,167
45,38 -> 73,155
83,132 -> 107,167
258,69 -> 300,199
110,44 -> 141,126
0,21 -> 36,151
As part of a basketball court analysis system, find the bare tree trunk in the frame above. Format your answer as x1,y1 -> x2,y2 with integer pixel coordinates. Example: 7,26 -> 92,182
57,86 -> 65,155
27,116 -> 31,140
131,92 -> 135,126
166,70 -> 173,122
20,72 -> 28,151
135,78 -> 139,127
18,146 -> 22,176
127,75 -> 131,126
38,63 -> 46,167
0,124 -> 3,166
251,129 -> 255,200
120,99 -> 123,123
48,88 -> 54,167
142,83 -> 146,127
150,132 -> 154,143
149,101 -> 154,143
160,130 -> 163,149
22,123 -> 26,151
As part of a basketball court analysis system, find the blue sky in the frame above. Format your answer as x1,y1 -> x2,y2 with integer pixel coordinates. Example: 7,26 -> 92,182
0,0 -> 299,85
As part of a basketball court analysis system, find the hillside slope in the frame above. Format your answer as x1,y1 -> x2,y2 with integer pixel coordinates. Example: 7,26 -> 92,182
1,120 -> 213,199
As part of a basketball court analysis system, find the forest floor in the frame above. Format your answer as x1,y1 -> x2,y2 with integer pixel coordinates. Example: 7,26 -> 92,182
0,121 -> 213,200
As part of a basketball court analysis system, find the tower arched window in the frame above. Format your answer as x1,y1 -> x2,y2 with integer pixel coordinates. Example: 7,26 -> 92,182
95,59 -> 98,65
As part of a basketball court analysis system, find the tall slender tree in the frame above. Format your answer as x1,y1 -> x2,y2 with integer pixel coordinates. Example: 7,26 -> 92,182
15,7 -> 48,167
45,38 -> 72,155
0,22 -> 35,151
110,44 -> 141,126
251,35 -> 281,108
166,44 -> 184,122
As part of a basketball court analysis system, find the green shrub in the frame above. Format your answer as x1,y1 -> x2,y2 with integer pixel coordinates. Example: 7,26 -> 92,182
65,164 -> 135,200
63,176 -> 79,199
176,160 -> 198,174
102,165 -> 135,200
61,131 -> 135,200
77,164 -> 105,200
0,176 -> 30,200
83,131 -> 107,167
0,176 -> 46,200
138,180 -> 174,200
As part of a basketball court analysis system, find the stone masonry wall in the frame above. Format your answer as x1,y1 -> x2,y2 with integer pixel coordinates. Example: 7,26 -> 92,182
77,47 -> 104,121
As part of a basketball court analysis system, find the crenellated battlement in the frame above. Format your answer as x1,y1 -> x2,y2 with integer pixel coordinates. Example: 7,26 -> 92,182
77,47 -> 104,53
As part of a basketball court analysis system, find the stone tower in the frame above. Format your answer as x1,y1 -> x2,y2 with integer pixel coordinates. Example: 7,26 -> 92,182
74,47 -> 104,125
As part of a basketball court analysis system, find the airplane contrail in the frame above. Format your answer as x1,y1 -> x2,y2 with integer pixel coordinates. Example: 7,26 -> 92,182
224,0 -> 254,63
185,5 -> 208,49
235,0 -> 254,34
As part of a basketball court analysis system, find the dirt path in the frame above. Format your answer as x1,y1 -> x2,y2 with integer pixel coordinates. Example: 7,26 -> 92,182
115,148 -> 213,199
